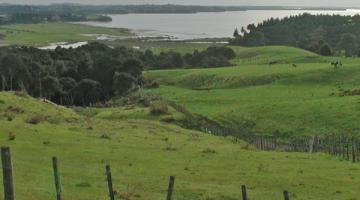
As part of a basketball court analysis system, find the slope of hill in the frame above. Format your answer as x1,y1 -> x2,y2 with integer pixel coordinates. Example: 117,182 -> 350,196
146,46 -> 360,137
1,92 -> 360,199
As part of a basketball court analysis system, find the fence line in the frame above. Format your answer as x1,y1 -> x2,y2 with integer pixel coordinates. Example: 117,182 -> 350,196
1,146 -> 293,200
167,100 -> 360,163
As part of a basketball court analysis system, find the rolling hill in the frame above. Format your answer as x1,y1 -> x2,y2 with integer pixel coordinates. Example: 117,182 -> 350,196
1,91 -> 360,199
146,46 -> 360,138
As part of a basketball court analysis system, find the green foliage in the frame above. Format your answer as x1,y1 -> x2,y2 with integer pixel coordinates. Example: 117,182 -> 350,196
318,43 -> 332,56
229,14 -> 360,57
0,42 -> 147,106
146,46 -> 235,69
340,33 -> 358,57
0,4 -> 248,16
233,28 -> 240,38
150,100 -> 169,115
6,12 -> 112,24
73,79 -> 103,106
41,75 -> 60,99
113,72 -> 137,96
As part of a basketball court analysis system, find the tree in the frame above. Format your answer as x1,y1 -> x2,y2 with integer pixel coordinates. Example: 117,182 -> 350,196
155,51 -> 184,69
122,59 -> 143,78
228,14 -> 360,55
0,42 -> 147,106
240,26 -> 246,34
112,72 -> 136,96
205,46 -> 236,60
243,31 -> 266,46
318,43 -> 332,56
233,28 -> 240,37
59,77 -> 77,105
0,54 -> 31,91
340,33 -> 358,57
73,79 -> 103,106
76,50 -> 93,79
41,75 -> 60,100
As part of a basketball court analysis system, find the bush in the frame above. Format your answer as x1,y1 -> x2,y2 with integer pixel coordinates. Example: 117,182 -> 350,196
150,101 -> 169,115
8,132 -> 16,141
141,77 -> 160,89
14,90 -> 28,98
3,112 -> 14,121
341,88 -> 360,96
163,146 -> 177,151
201,148 -> 217,154
148,46 -> 234,69
6,106 -> 25,114
26,115 -> 44,125
319,43 -> 332,56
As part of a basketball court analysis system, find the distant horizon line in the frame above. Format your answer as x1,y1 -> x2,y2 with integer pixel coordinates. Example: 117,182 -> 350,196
0,3 -> 358,9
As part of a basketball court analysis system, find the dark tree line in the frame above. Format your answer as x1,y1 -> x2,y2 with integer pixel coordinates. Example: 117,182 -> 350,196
0,43 -> 144,106
0,43 -> 235,106
0,4 -> 344,16
230,14 -> 360,57
0,12 -> 111,25
144,46 -> 236,69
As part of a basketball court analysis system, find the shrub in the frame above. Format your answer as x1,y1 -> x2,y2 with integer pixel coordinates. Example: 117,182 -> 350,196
6,106 -> 24,114
26,115 -> 44,125
201,148 -> 217,154
8,132 -> 15,141
161,116 -> 176,123
4,113 -> 14,121
163,146 -> 177,151
14,90 -> 28,98
150,101 -> 169,115
341,88 -> 360,96
140,77 -> 160,89
319,43 -> 332,56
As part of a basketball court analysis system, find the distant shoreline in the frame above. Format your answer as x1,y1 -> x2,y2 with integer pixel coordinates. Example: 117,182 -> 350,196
0,4 -> 357,15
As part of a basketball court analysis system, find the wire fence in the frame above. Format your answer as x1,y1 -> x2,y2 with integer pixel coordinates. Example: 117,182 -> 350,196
167,99 -> 360,163
1,146 -> 295,200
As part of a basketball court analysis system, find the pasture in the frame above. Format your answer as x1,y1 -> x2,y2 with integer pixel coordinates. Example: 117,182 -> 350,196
146,46 -> 360,138
1,92 -> 360,199
0,23 -> 132,46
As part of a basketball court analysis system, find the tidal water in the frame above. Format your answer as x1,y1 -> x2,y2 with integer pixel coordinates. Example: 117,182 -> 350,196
80,9 -> 360,40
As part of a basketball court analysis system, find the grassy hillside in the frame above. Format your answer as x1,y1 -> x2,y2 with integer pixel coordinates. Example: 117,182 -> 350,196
146,46 -> 360,137
0,23 -> 132,46
1,92 -> 360,199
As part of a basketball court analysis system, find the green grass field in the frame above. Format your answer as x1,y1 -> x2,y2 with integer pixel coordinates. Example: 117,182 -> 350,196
146,46 -> 360,138
0,23 -> 132,46
2,92 -> 360,200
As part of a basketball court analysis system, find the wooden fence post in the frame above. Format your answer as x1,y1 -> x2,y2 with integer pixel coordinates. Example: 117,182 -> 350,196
105,165 -> 115,200
283,190 -> 290,200
166,176 -> 175,200
52,157 -> 62,200
352,138 -> 356,163
1,146 -> 15,200
241,185 -> 248,200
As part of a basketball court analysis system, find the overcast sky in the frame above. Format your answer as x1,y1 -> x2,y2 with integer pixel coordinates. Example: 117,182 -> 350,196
0,0 -> 359,7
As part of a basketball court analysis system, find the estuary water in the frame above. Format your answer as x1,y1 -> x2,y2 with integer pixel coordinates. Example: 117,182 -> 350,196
79,9 -> 360,40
